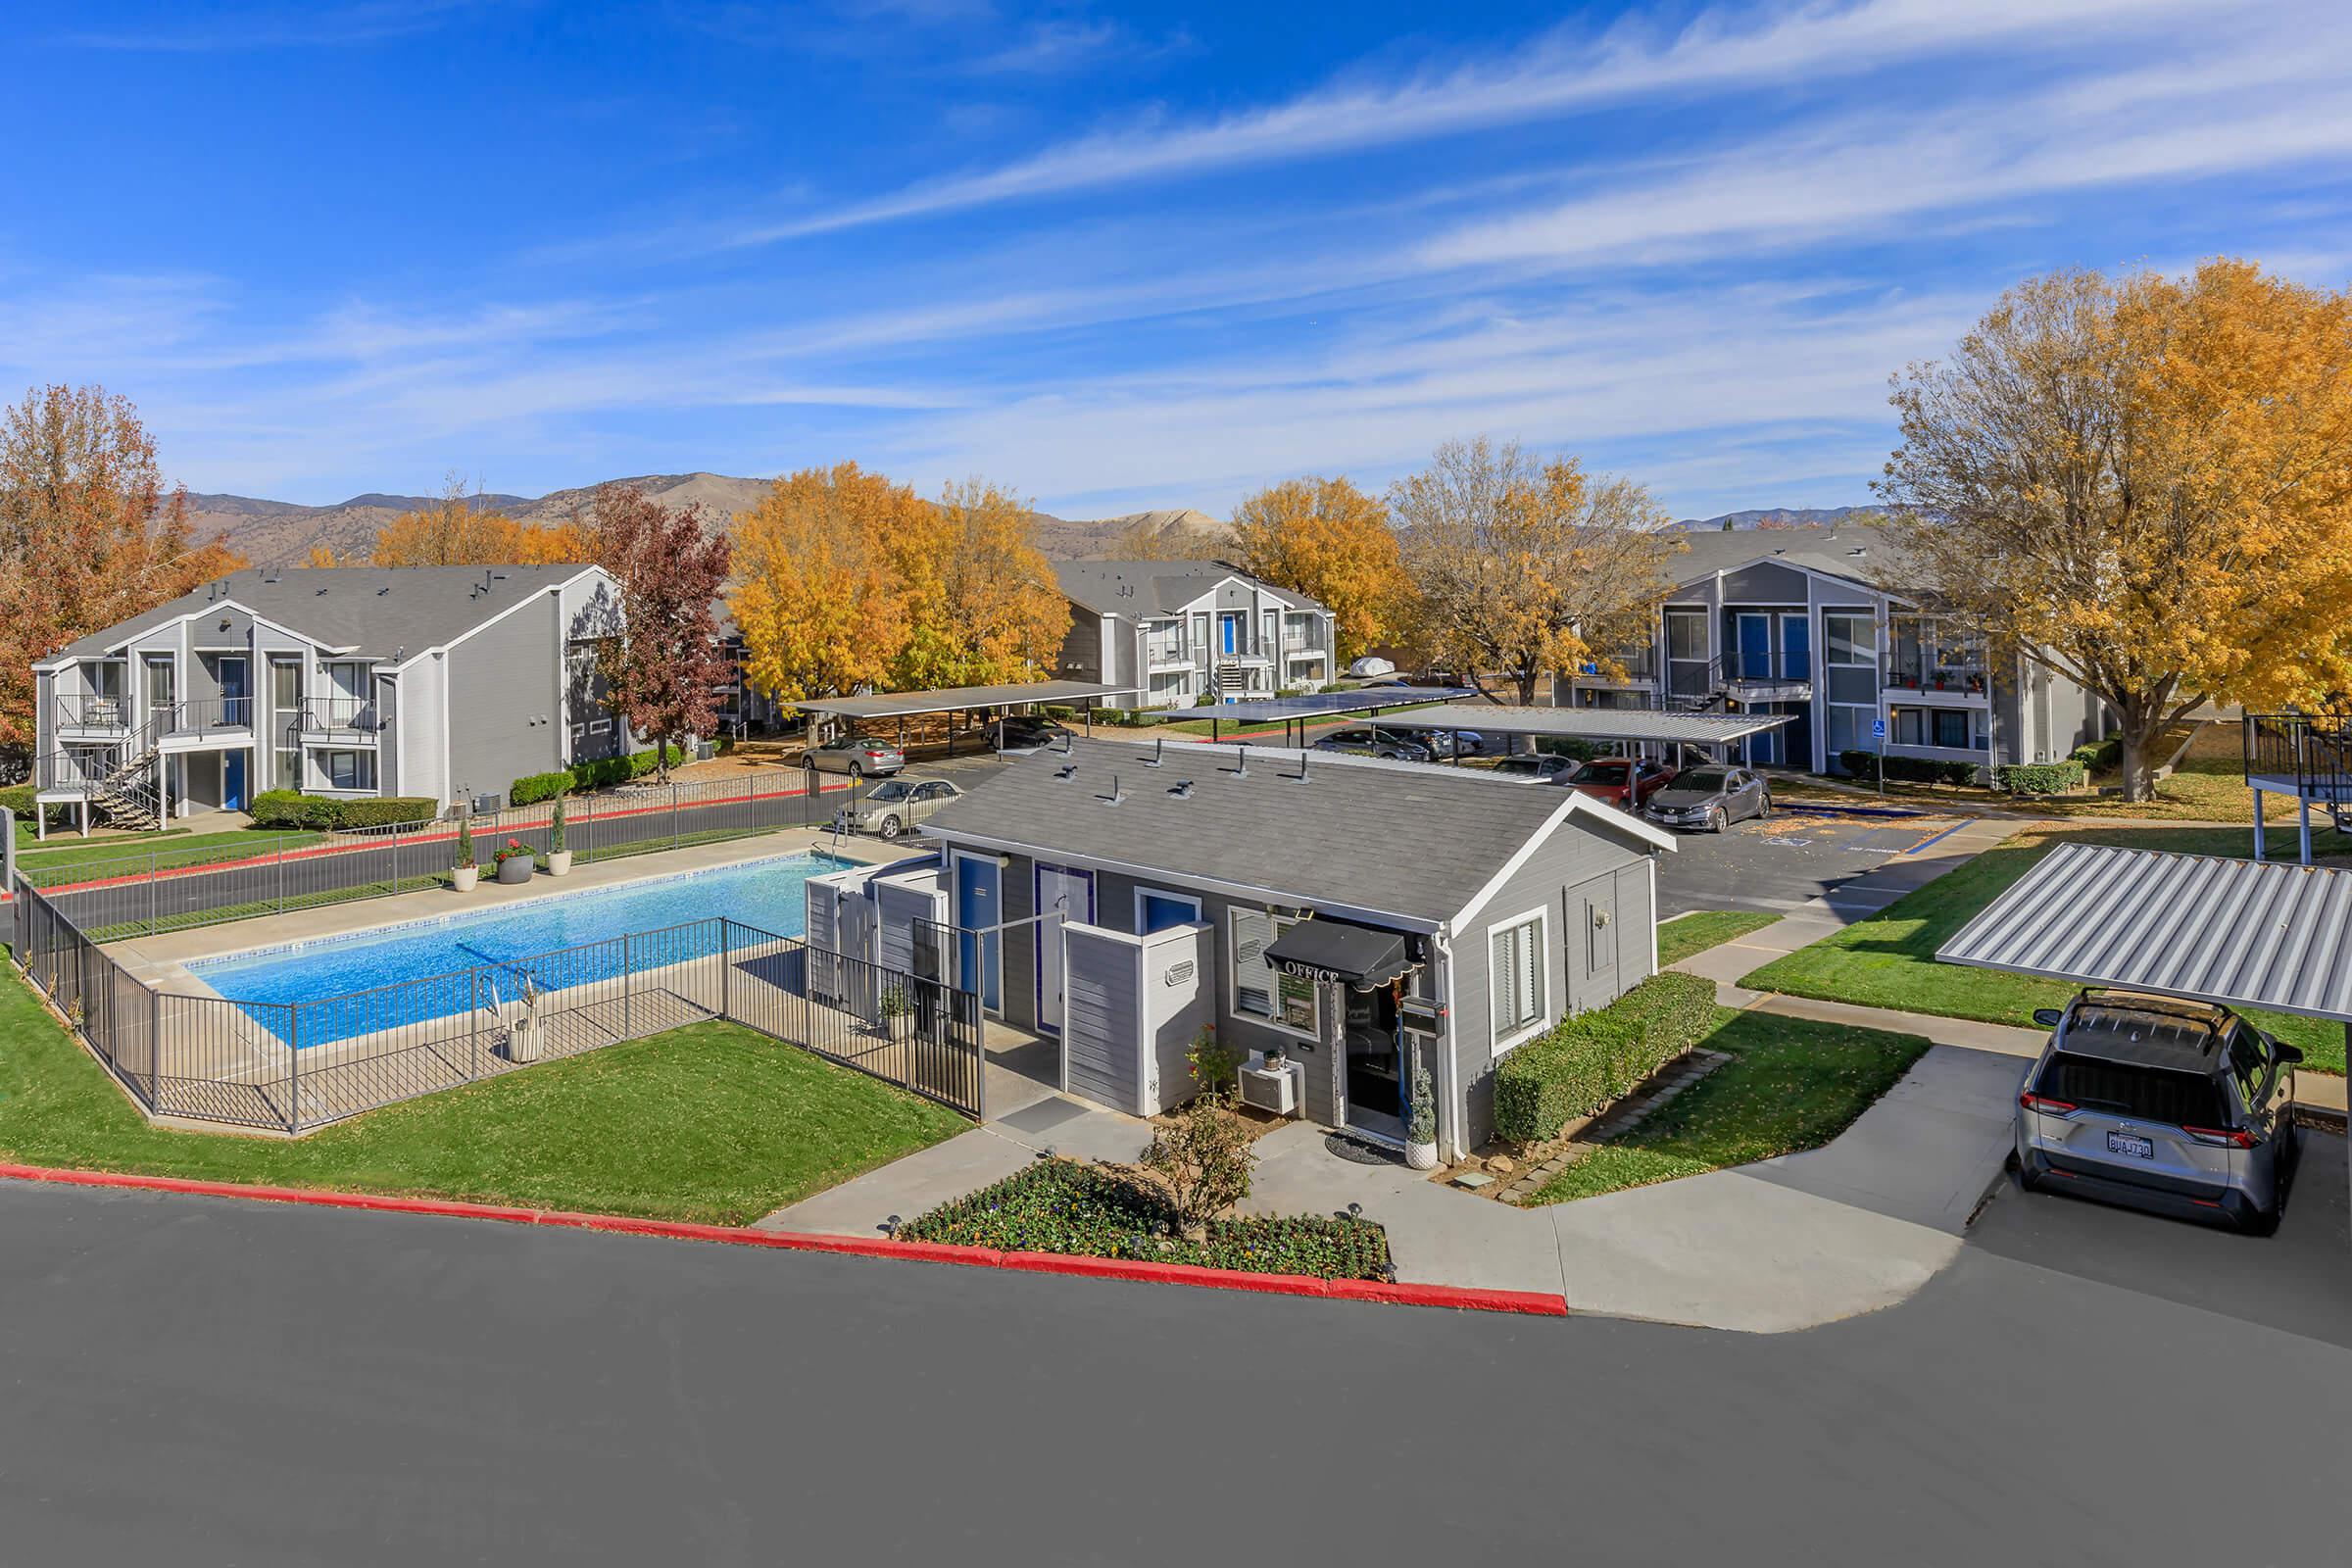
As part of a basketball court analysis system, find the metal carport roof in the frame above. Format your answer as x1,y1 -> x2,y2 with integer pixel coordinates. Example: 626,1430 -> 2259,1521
1936,842 -> 2352,1024
1364,704 -> 1797,747
792,680 -> 1137,721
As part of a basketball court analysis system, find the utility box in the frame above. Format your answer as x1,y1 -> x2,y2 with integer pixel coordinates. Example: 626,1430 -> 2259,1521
1059,919 -> 1212,1116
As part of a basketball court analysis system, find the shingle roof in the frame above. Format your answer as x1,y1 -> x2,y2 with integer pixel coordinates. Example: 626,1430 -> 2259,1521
1052,560 -> 1328,617
1665,526 -> 1905,592
45,564 -> 598,663
919,735 -> 1667,926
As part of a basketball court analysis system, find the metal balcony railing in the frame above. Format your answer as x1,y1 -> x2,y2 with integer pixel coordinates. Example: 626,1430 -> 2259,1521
1883,661 -> 1988,695
297,696 -> 388,736
52,693 -> 133,731
2244,711 -> 2351,815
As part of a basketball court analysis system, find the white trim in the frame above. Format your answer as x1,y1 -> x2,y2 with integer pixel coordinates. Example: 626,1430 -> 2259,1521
1646,858 -> 1660,980
923,827 -> 1445,933
1486,904 -> 1552,1055
1226,906 -> 1321,1042
1448,792 -> 1675,934
1132,884 -> 1203,932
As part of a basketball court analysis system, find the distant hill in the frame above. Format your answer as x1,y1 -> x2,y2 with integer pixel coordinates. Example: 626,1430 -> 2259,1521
184,473 -> 1234,567
1672,506 -> 1881,531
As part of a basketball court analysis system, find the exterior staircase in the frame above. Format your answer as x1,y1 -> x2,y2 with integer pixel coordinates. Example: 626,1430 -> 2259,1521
35,710 -> 165,831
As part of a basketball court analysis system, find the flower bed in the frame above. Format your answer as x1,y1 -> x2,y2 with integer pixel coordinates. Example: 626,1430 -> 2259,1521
900,1158 -> 1391,1281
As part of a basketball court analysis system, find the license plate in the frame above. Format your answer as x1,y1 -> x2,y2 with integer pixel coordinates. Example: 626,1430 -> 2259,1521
2106,1131 -> 2155,1160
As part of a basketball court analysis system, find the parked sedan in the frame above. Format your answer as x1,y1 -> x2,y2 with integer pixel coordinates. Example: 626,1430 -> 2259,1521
1566,756 -> 1676,808
1314,725 -> 1434,763
805,733 -> 905,777
984,715 -> 1074,756
1489,754 -> 1581,785
2015,991 -> 2302,1234
839,776 -> 965,840
1643,766 -> 1770,831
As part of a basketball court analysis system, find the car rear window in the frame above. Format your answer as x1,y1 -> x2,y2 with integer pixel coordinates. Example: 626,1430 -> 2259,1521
2036,1052 -> 2228,1127
1678,771 -> 1729,791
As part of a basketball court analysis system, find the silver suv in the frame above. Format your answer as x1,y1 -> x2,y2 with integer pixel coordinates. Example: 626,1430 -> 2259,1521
2015,991 -> 2303,1234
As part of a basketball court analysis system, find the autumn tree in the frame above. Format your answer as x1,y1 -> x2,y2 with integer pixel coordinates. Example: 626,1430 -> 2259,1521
1878,262 -> 2352,799
1230,475 -> 1407,663
365,475 -> 586,566
589,484 -> 731,783
896,479 -> 1069,688
729,463 -> 925,707
0,384 -> 243,753
1390,437 -> 1682,706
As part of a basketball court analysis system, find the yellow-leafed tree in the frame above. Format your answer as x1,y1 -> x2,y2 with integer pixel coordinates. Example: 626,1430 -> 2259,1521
1230,475 -> 1407,665
728,463 -> 925,708
898,478 -> 1069,690
1879,261 -> 2352,799
365,476 -> 587,566
1391,437 -> 1683,706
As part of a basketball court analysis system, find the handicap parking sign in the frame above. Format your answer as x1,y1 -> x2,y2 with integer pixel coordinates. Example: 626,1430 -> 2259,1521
1870,718 -> 1886,740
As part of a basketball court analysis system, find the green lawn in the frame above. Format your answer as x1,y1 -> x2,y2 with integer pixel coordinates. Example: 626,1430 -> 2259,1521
0,972 -> 965,1224
1657,909 -> 1783,967
1740,823 -> 2349,1073
1530,1009 -> 1930,1202
18,827 -> 322,881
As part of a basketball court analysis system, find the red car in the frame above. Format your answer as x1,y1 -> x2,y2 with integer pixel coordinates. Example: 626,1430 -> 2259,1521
1568,757 -> 1677,809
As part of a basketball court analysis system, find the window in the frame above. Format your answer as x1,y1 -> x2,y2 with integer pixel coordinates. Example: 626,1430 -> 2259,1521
274,747 -> 301,792
1490,910 -> 1548,1050
321,750 -> 376,791
589,717 -> 612,735
1824,612 -> 1876,665
1230,908 -> 1319,1038
1665,610 -> 1706,661
270,656 -> 300,723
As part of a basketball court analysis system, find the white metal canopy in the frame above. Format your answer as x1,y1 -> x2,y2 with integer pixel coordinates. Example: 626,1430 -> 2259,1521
793,680 -> 1136,721
1936,842 -> 2352,1024
1364,704 -> 1797,747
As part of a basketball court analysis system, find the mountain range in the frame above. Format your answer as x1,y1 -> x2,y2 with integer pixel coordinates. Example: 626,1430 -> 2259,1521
182,472 -> 1872,567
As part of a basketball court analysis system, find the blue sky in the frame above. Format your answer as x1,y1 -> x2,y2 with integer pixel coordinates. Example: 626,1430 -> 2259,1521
6,0 -> 2349,519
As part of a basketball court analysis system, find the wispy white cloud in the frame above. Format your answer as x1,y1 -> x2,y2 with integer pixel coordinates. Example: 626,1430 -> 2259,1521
720,0 -> 2244,244
55,0 -> 481,52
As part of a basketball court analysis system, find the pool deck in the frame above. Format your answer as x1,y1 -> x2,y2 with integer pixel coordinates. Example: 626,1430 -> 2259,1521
106,828 -> 924,995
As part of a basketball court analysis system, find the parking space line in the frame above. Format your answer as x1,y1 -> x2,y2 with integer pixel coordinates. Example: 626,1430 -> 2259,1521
1898,820 -> 1970,856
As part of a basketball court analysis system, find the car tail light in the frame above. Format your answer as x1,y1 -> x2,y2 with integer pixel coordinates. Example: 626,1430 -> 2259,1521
2183,1125 -> 2256,1149
2019,1090 -> 2077,1115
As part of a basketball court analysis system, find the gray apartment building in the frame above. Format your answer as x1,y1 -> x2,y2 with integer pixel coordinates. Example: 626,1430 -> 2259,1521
1558,527 -> 2112,775
1051,561 -> 1337,709
30,564 -> 626,831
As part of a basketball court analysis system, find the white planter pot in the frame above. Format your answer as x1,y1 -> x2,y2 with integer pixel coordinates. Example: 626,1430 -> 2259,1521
451,864 -> 480,892
1405,1140 -> 1440,1172
545,851 -> 573,877
508,1018 -> 542,1063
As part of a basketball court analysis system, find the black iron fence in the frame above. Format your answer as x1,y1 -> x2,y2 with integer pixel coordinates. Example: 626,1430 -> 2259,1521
11,887 -> 983,1132
21,769 -> 864,942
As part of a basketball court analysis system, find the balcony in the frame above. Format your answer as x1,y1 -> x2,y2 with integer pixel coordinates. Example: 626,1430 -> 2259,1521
51,693 -> 133,734
1144,640 -> 1193,671
160,698 -> 257,740
1717,650 -> 1813,704
1571,651 -> 1657,688
296,696 -> 389,742
1882,662 -> 1988,702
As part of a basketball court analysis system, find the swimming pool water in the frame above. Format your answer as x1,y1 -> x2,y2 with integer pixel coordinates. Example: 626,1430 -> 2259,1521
191,851 -> 847,1045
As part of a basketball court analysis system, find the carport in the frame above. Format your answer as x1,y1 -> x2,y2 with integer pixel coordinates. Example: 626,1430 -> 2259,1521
1182,685 -> 1477,746
794,679 -> 1139,758
1937,841 -> 2352,1238
1364,703 -> 1796,761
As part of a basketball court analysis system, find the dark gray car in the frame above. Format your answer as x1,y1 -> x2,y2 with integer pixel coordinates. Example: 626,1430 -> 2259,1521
2015,991 -> 2302,1234
1642,765 -> 1769,831
1314,725 -> 1433,763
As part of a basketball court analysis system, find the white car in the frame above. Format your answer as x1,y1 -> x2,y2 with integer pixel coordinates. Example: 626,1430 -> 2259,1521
1347,655 -> 1396,679
840,777 -> 965,840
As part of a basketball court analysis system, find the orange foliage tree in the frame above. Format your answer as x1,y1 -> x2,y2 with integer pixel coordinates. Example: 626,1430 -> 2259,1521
365,477 -> 586,566
1230,475 -> 1407,665
1880,261 -> 2352,798
0,384 -> 243,753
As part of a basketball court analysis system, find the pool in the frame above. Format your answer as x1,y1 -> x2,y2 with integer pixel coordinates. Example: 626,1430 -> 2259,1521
190,851 -> 849,1046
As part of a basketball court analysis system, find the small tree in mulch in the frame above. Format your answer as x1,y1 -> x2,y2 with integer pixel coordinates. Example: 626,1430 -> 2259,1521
1143,1091 -> 1256,1239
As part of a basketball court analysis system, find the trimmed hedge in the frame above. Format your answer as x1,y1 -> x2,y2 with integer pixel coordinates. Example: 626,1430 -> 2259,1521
568,744 -> 684,791
1493,971 -> 1720,1145
1835,749 -> 1981,787
2070,737 -> 2123,772
1992,760 -> 2086,796
901,1158 -> 1392,1280
1534,736 -> 1597,761
248,791 -> 439,830
509,770 -> 574,808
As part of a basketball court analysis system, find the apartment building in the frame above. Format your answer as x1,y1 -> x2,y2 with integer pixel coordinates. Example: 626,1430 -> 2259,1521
1051,561 -> 1336,709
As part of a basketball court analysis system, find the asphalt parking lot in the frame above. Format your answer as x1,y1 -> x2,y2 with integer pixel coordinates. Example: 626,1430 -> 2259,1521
1968,1126 -> 2351,1349
1650,805 -> 1964,917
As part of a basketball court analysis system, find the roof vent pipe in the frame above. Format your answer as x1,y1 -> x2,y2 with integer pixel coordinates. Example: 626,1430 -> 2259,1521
1169,779 -> 1194,800
1144,735 -> 1164,767
1104,773 -> 1124,806
1283,751 -> 1311,784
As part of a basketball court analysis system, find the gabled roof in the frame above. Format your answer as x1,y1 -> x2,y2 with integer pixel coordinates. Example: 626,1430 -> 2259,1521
920,735 -> 1670,929
43,564 -> 601,665
1664,526 -> 1904,596
1052,560 -> 1329,617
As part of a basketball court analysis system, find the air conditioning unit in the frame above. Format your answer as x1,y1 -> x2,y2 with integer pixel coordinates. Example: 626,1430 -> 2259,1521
1237,1058 -> 1301,1116
471,793 -> 501,816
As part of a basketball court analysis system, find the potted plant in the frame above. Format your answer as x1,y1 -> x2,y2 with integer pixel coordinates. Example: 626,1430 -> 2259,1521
545,796 -> 572,876
1405,1057 -> 1439,1171
451,815 -> 479,892
494,836 -> 535,885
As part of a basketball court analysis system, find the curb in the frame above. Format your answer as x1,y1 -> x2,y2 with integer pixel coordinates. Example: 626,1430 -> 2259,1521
0,1162 -> 1567,1318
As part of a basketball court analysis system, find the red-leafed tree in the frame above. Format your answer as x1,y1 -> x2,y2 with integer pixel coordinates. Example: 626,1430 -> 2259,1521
589,483 -> 732,783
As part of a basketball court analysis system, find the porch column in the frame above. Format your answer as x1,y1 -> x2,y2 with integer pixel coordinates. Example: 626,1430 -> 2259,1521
2253,785 -> 2266,862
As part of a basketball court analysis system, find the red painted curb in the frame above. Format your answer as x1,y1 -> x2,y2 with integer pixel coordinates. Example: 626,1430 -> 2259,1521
0,1163 -> 1567,1317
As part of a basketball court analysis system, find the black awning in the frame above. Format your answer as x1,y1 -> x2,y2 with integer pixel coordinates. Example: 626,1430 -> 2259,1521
1264,917 -> 1417,989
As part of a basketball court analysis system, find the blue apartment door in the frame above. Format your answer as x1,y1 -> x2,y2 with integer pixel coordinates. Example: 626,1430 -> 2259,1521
218,657 -> 251,725
1780,614 -> 1811,681
1219,612 -> 1242,656
954,854 -> 1002,1011
1737,613 -> 1772,680
223,753 -> 248,811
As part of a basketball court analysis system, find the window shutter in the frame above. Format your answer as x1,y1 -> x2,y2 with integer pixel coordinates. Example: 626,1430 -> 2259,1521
1233,909 -> 1274,1016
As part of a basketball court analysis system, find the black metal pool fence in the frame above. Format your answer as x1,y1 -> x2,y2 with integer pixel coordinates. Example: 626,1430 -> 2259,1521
11,884 -> 984,1134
